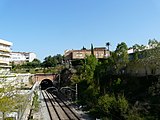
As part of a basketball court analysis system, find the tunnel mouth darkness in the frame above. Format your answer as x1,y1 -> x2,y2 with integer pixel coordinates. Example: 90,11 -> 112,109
40,79 -> 53,90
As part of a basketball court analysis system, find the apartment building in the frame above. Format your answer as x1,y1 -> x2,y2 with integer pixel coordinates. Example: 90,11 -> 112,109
64,47 -> 110,61
11,52 -> 36,64
0,39 -> 13,72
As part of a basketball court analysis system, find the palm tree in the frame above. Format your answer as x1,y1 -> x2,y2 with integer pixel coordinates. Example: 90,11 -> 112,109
106,42 -> 110,51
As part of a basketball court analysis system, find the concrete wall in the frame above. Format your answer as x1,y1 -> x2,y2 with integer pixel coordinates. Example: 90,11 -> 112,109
32,74 -> 57,82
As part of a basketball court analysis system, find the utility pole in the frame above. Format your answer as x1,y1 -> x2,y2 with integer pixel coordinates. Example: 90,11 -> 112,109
59,73 -> 60,88
75,84 -> 78,102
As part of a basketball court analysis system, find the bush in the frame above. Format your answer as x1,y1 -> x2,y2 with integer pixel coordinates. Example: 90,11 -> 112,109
98,94 -> 128,119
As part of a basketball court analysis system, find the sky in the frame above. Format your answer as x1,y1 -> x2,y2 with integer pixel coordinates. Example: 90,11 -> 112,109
0,0 -> 160,61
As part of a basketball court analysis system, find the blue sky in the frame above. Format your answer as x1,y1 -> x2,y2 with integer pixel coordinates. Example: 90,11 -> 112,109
0,0 -> 160,61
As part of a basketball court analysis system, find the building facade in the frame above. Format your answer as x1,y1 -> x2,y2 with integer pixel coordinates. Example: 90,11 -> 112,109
64,47 -> 110,61
0,39 -> 13,73
11,52 -> 36,64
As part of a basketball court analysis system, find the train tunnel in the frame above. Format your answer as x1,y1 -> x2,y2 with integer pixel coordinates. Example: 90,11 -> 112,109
40,79 -> 53,90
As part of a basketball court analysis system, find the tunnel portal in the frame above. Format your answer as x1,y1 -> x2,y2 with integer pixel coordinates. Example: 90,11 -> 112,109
40,79 -> 53,90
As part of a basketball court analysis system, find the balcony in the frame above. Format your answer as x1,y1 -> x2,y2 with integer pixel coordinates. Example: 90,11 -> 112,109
0,52 -> 10,57
0,47 -> 11,53
0,60 -> 9,65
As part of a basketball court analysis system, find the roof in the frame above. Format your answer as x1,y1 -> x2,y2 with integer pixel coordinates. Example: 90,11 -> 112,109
0,39 -> 13,46
94,47 -> 106,50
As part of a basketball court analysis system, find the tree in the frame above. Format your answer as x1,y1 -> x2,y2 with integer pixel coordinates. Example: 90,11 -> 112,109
31,58 -> 41,68
91,44 -> 94,55
98,94 -> 128,119
42,55 -> 57,68
139,44 -> 146,50
0,75 -> 29,120
148,39 -> 159,48
75,55 -> 98,108
82,46 -> 87,50
81,55 -> 98,83
132,44 -> 141,61
115,42 -> 129,74
106,42 -> 110,51
54,54 -> 63,64
132,44 -> 140,52
94,61 -> 106,95
42,54 -> 64,68
115,42 -> 128,57
0,96 -> 15,120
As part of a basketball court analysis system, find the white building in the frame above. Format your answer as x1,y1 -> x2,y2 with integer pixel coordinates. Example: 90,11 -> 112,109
25,52 -> 37,62
0,39 -> 12,73
11,52 -> 37,64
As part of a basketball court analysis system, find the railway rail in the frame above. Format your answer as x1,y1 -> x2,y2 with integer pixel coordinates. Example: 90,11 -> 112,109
42,90 -> 81,120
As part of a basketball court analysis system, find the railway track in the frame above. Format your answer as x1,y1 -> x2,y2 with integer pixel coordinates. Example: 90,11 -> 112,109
42,90 -> 81,120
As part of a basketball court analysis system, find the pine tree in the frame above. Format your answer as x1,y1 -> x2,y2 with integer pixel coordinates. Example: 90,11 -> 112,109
91,43 -> 94,55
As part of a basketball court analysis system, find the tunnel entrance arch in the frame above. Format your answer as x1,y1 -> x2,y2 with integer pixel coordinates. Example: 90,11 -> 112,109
40,79 -> 53,90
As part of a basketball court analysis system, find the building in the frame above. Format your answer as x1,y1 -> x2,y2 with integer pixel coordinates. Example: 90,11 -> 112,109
64,47 -> 110,62
11,52 -> 36,64
0,39 -> 13,73
25,52 -> 36,62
